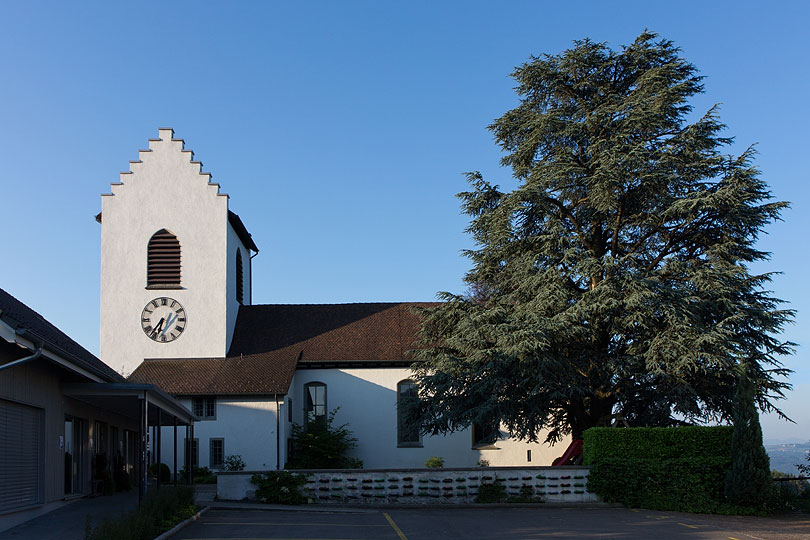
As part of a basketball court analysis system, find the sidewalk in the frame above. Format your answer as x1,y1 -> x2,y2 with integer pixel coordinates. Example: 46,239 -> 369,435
0,491 -> 139,540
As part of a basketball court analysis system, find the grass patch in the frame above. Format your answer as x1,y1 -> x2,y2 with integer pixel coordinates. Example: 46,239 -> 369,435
86,486 -> 197,540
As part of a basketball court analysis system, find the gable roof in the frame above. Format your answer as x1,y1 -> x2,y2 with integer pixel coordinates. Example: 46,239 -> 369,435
127,302 -> 436,396
0,287 -> 124,382
228,302 -> 437,366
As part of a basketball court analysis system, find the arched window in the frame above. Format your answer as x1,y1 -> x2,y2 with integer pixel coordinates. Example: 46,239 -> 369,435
147,229 -> 181,287
304,382 -> 326,423
235,249 -> 244,304
397,380 -> 421,447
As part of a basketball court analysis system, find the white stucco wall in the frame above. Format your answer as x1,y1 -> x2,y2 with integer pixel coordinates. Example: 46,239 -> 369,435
290,368 -> 568,469
225,224 -> 250,352
100,129 -> 235,375
160,396 -> 281,472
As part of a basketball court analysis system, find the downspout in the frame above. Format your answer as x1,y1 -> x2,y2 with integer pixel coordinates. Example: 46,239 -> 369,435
0,345 -> 42,372
275,393 -> 280,470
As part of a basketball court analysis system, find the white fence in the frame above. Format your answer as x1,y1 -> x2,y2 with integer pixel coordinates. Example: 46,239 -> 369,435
218,466 -> 598,504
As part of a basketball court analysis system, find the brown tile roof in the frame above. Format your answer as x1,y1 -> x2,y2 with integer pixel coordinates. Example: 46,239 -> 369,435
128,302 -> 436,395
128,352 -> 297,395
0,287 -> 124,382
228,302 -> 438,365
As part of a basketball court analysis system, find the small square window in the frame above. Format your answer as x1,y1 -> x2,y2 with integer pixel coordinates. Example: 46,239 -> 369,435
192,397 -> 216,420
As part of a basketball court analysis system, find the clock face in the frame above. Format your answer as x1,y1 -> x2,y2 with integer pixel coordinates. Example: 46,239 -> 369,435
141,297 -> 186,343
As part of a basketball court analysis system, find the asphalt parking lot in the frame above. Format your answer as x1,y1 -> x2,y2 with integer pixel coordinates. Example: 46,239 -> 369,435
171,506 -> 810,540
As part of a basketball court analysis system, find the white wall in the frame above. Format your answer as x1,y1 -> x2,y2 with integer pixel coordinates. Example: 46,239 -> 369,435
291,368 -> 568,469
100,129 -> 232,375
225,224 -> 250,352
160,396 -> 281,472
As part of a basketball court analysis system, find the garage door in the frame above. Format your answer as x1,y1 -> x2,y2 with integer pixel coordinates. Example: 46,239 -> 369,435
0,399 -> 42,513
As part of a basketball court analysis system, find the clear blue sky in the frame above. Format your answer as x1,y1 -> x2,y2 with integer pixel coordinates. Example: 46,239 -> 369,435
1,1 -> 807,443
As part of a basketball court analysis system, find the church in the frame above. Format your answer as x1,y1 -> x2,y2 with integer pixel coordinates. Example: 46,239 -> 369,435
102,129 -> 565,471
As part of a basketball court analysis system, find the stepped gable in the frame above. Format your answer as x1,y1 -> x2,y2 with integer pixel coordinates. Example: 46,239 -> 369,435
0,287 -> 123,382
96,128 -> 257,251
227,302 -> 439,366
128,352 -> 296,395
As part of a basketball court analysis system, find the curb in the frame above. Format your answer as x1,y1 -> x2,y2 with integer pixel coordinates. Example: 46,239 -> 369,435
152,505 -> 210,540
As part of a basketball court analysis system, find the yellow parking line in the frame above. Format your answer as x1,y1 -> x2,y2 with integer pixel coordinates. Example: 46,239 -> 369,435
678,522 -> 698,529
728,537 -> 742,540
384,512 -> 410,540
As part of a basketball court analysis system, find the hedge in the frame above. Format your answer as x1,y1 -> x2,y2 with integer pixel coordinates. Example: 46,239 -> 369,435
582,426 -> 733,464
582,426 -> 754,514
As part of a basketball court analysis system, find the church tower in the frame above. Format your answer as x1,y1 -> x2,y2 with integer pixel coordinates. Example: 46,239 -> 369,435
99,128 -> 258,375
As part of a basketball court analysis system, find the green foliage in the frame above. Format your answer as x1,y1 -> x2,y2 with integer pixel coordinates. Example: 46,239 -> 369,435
475,480 -> 507,503
411,30 -> 794,443
724,367 -> 773,507
179,465 -> 216,484
286,409 -> 362,469
251,471 -> 308,505
798,441 -> 810,477
770,471 -> 810,512
148,462 -> 171,483
477,459 -> 490,468
582,426 -> 732,464
424,456 -> 444,468
223,454 -> 246,471
584,426 -> 772,514
87,486 -> 196,540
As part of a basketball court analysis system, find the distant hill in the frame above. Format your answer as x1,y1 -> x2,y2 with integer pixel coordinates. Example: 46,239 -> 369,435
766,442 -> 809,475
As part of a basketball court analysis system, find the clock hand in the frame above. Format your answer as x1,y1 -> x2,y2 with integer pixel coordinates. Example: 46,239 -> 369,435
152,317 -> 165,337
162,313 -> 178,336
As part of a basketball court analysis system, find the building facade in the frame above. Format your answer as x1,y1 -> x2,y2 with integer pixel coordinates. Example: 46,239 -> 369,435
106,129 -> 566,472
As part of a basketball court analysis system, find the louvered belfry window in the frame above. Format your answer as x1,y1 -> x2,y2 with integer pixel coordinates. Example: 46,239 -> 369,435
147,229 -> 181,287
235,249 -> 244,304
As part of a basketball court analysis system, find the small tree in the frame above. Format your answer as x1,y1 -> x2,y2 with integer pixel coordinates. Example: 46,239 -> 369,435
286,409 -> 362,469
724,365 -> 772,506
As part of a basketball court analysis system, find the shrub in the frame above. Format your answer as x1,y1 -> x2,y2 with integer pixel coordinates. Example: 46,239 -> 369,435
475,480 -> 507,503
477,459 -> 490,468
583,426 -> 760,514
148,463 -> 171,483
286,409 -> 362,469
179,465 -> 216,484
87,485 -> 196,540
223,455 -> 246,471
251,471 -> 308,505
424,456 -> 444,468
724,368 -> 773,508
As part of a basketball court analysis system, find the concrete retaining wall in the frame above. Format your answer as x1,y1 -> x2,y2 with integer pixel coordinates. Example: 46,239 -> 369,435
218,466 -> 598,504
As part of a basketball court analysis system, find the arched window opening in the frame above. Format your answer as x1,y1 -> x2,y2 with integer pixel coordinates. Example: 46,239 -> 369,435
304,382 -> 326,423
397,380 -> 421,447
236,249 -> 244,304
147,229 -> 181,287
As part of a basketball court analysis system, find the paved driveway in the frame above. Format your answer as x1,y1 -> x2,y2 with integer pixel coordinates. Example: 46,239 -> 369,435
172,506 -> 810,540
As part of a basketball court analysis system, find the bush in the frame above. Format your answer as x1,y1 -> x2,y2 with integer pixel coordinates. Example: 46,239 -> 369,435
286,409 -> 362,469
475,480 -> 507,503
87,486 -> 196,540
424,456 -> 444,468
251,471 -> 308,505
583,426 -> 764,514
148,463 -> 171,483
179,465 -> 216,484
223,454 -> 246,471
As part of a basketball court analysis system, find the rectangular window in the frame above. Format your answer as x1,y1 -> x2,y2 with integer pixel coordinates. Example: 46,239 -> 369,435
397,380 -> 422,447
472,420 -> 499,449
287,398 -> 292,423
209,438 -> 224,469
185,438 -> 198,469
192,397 -> 216,420
304,383 -> 326,422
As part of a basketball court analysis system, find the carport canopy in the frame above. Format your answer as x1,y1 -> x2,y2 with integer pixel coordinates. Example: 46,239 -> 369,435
62,382 -> 197,499
62,382 -> 195,427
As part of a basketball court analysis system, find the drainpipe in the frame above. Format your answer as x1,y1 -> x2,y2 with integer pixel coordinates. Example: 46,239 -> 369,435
0,346 -> 42,372
275,393 -> 280,470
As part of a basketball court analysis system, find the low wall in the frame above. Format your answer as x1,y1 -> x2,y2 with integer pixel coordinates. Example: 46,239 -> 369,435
218,466 -> 598,505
